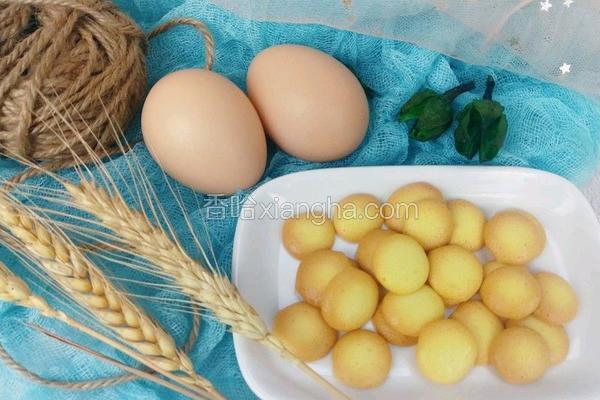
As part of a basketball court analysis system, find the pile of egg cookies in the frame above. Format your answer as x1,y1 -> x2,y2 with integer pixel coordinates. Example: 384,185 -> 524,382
272,182 -> 579,389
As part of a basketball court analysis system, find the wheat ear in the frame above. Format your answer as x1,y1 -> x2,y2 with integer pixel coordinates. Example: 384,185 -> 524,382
0,261 -> 56,316
0,193 -> 224,400
0,261 -> 212,400
64,180 -> 349,400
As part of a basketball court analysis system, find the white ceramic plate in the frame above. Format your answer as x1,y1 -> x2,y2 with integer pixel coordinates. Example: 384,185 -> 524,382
232,166 -> 600,400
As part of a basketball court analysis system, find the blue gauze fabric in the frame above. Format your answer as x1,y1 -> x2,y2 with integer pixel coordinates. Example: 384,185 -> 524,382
1,1 -> 599,399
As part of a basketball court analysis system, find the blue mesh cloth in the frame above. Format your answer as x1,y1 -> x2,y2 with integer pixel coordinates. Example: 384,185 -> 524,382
1,1 -> 600,399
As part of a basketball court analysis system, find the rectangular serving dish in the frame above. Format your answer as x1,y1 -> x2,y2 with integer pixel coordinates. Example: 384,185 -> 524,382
232,166 -> 600,400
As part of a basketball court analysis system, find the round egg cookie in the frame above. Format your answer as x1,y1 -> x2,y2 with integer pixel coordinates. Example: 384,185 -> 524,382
332,193 -> 384,242
534,272 -> 578,325
373,233 -> 429,294
480,267 -> 541,319
332,330 -> 392,389
484,209 -> 546,265
448,199 -> 486,251
282,213 -> 335,258
272,302 -> 337,362
507,316 -> 569,365
451,300 -> 504,365
355,229 -> 394,275
381,285 -> 445,337
428,245 -> 483,303
489,327 -> 550,384
483,261 -> 525,277
321,268 -> 379,331
372,305 -> 417,347
403,199 -> 454,251
295,250 -> 357,307
384,182 -> 443,232
416,319 -> 478,384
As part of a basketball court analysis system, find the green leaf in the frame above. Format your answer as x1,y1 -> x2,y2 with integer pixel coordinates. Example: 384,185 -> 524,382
472,100 -> 504,125
454,104 -> 481,159
409,124 -> 448,142
398,89 -> 438,122
454,99 -> 507,162
480,112 -> 508,162
419,96 -> 453,128
406,96 -> 454,141
452,76 -> 508,162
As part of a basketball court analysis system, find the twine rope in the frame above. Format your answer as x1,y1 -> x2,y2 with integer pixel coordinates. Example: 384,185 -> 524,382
0,0 -> 147,162
0,0 -> 214,182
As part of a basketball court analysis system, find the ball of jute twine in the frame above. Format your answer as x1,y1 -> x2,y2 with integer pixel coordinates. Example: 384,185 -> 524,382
0,0 -> 214,391
0,0 -> 214,185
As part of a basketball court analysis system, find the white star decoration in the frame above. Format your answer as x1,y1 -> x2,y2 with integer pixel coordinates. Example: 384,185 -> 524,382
540,0 -> 553,11
563,0 -> 574,7
559,63 -> 571,75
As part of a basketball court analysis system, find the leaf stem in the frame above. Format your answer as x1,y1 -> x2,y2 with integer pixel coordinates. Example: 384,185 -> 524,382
444,81 -> 475,102
484,76 -> 496,100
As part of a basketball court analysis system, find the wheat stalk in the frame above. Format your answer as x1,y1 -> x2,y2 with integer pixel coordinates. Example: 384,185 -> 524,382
0,261 -> 210,400
63,180 -> 349,400
0,193 -> 224,400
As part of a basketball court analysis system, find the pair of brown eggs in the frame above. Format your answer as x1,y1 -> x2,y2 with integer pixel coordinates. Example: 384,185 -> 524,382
141,44 -> 369,194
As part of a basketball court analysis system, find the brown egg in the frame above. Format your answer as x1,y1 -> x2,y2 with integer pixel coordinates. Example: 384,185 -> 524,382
247,45 -> 369,162
142,69 -> 267,194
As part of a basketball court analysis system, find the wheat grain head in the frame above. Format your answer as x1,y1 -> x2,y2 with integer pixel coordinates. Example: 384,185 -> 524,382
0,261 -> 56,317
63,180 -> 349,400
0,261 -> 215,400
0,193 -> 223,399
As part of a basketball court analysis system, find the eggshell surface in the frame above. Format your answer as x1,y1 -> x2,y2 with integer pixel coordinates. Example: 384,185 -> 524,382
142,69 -> 267,194
247,45 -> 369,162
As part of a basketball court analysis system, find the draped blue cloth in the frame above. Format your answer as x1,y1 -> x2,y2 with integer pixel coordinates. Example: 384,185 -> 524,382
1,1 -> 599,399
